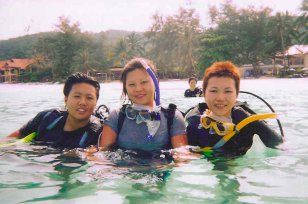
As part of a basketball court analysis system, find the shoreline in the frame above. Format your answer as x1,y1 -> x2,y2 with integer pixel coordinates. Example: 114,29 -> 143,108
0,76 -> 307,85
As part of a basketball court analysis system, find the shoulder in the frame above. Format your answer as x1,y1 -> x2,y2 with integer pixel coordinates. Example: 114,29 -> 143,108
185,103 -> 206,118
184,89 -> 190,96
33,108 -> 64,121
105,106 -> 123,132
108,107 -> 122,120
160,104 -> 182,118
232,106 -> 250,121
43,108 -> 65,115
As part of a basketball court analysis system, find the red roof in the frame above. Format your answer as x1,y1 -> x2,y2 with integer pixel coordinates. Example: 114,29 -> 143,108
0,60 -> 7,70
5,58 -> 35,69
1,58 -> 36,72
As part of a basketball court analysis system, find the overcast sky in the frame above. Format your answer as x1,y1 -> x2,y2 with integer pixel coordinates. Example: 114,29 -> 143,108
0,0 -> 303,40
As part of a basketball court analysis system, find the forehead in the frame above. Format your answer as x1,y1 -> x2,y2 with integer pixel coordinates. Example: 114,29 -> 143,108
126,68 -> 149,80
207,77 -> 235,87
70,83 -> 96,94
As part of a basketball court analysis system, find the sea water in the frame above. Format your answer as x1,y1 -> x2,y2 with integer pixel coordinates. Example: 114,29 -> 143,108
0,78 -> 307,203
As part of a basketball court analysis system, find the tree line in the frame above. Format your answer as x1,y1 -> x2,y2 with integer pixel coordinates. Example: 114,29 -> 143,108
0,1 -> 306,81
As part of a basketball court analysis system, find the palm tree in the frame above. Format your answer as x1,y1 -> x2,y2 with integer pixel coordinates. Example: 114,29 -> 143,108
113,37 -> 128,66
294,0 -> 308,44
126,32 -> 145,58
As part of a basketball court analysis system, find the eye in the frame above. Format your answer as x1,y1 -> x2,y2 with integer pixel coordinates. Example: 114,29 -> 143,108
225,90 -> 233,94
128,83 -> 135,87
73,95 -> 80,98
209,89 -> 217,93
141,80 -> 148,84
87,96 -> 95,100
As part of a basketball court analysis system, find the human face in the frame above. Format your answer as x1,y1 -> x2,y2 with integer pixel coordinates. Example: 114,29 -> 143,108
65,83 -> 98,123
125,68 -> 155,107
204,77 -> 237,117
189,79 -> 197,90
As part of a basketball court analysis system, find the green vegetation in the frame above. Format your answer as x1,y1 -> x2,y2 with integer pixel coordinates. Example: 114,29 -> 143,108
0,1 -> 306,81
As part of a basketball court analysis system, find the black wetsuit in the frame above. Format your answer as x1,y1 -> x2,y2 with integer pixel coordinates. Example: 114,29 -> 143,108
19,109 -> 102,149
184,87 -> 203,97
186,106 -> 283,155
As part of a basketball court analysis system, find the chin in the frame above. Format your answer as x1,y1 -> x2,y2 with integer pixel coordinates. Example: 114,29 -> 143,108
213,110 -> 229,117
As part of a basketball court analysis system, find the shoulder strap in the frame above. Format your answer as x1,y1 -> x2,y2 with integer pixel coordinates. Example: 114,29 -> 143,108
235,101 -> 256,115
198,102 -> 208,114
117,104 -> 128,134
42,111 -> 63,131
46,116 -> 63,130
161,103 -> 177,137
78,131 -> 89,147
36,110 -> 63,139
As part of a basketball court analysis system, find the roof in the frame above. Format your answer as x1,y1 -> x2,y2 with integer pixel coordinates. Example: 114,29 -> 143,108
285,45 -> 308,56
0,60 -> 7,70
5,58 -> 35,69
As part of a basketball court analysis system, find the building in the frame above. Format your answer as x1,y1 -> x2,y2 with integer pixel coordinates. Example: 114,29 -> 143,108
284,45 -> 308,69
108,67 -> 124,80
0,58 -> 35,83
239,45 -> 308,78
238,63 -> 283,78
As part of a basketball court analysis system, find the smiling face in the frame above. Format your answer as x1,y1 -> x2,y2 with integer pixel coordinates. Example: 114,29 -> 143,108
125,68 -> 155,107
204,77 -> 237,117
65,82 -> 98,123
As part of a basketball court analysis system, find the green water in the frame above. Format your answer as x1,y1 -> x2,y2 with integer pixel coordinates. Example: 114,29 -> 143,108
0,79 -> 308,203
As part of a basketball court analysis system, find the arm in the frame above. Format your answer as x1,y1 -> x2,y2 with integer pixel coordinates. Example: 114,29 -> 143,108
254,120 -> 283,148
171,134 -> 187,148
98,109 -> 120,151
98,124 -> 118,151
170,110 -> 188,148
7,130 -> 21,138
2,110 -> 47,141
234,106 -> 283,148
0,130 -> 21,143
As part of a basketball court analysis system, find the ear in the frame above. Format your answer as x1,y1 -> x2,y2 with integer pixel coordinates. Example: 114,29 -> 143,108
64,96 -> 68,104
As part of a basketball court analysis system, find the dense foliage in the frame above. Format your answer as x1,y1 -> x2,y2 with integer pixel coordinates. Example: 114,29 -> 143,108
0,1 -> 306,81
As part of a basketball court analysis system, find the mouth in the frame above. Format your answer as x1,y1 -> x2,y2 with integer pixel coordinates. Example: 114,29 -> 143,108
135,94 -> 146,99
214,104 -> 226,109
76,108 -> 87,113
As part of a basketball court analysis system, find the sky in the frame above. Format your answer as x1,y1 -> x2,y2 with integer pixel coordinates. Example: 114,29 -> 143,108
0,0 -> 304,40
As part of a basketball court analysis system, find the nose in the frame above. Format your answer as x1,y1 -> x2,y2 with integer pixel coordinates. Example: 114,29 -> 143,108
135,83 -> 143,91
216,92 -> 225,100
78,96 -> 86,105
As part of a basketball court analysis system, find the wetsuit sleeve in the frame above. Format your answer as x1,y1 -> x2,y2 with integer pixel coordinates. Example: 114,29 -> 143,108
233,107 -> 283,148
186,115 -> 202,147
104,109 -> 120,134
170,110 -> 186,137
252,120 -> 283,148
19,110 -> 50,139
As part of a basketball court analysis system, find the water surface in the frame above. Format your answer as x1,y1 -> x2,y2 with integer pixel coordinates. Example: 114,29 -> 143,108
0,78 -> 307,203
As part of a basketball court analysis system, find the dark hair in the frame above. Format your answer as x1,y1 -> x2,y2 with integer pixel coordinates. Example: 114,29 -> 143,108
120,58 -> 157,100
63,72 -> 100,99
188,76 -> 197,83
202,61 -> 240,95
